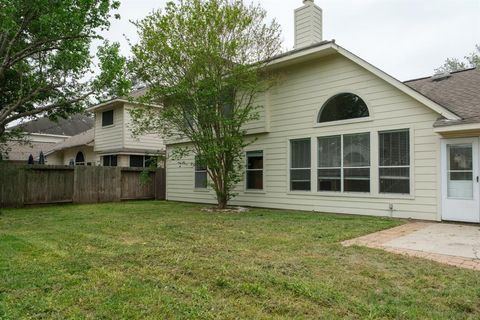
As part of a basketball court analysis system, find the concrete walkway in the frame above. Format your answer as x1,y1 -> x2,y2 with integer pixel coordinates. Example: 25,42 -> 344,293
342,222 -> 480,271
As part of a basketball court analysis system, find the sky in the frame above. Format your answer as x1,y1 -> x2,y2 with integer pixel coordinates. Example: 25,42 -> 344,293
104,0 -> 478,81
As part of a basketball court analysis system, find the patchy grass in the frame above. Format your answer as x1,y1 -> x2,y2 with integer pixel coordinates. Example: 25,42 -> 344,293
0,201 -> 479,319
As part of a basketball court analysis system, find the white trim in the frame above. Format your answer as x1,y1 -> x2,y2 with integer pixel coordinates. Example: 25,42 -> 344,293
87,99 -> 161,112
334,45 -> 460,121
434,123 -> 480,133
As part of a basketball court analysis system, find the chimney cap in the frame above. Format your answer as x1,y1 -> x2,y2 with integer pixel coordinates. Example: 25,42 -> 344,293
303,0 -> 314,4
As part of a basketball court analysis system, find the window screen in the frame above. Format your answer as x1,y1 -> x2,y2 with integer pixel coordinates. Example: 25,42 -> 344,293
290,139 -> 311,191
343,133 -> 370,192
246,151 -> 263,190
103,155 -> 118,167
194,156 -> 208,189
102,110 -> 114,127
130,155 -> 144,168
318,136 -> 341,191
379,129 -> 410,194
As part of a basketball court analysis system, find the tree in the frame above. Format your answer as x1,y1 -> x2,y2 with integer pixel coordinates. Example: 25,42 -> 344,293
0,0 -> 130,156
436,44 -> 480,73
129,0 -> 282,209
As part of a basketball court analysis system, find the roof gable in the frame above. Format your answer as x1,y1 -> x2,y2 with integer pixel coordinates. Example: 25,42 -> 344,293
267,42 -> 461,121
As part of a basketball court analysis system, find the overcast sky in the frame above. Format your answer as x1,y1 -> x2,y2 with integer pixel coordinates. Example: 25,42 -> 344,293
102,0 -> 479,81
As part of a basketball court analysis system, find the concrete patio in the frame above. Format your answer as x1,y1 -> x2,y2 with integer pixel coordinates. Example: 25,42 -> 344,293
342,222 -> 480,271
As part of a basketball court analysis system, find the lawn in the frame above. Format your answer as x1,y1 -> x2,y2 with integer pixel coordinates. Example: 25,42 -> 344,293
1,201 -> 479,319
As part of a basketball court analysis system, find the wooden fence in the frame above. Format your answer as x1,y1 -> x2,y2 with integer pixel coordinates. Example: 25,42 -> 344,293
0,164 -> 166,208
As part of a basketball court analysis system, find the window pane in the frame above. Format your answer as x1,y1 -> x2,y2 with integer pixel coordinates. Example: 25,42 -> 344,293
102,110 -> 114,126
247,171 -> 263,190
318,169 -> 341,191
344,168 -> 370,192
379,130 -> 409,166
111,155 -> 117,167
290,169 -> 311,191
448,145 -> 472,171
195,172 -> 208,188
343,133 -> 370,167
103,156 -> 110,166
130,155 -> 144,168
318,93 -> 369,123
195,156 -> 207,171
291,139 -> 311,168
380,167 -> 410,194
318,136 -> 341,167
247,151 -> 263,170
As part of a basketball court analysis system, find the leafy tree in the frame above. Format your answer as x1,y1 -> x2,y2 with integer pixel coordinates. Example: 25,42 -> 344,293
436,44 -> 480,73
129,0 -> 282,209
0,0 -> 130,156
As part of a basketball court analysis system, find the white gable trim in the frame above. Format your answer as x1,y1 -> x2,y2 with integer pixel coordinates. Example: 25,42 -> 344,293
334,45 -> 460,120
267,42 -> 461,121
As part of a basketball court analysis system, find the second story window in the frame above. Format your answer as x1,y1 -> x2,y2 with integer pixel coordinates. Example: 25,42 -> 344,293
102,110 -> 114,127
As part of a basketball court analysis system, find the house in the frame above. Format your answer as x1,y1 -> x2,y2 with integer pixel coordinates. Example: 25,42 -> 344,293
165,0 -> 480,223
3,114 -> 94,163
45,95 -> 165,167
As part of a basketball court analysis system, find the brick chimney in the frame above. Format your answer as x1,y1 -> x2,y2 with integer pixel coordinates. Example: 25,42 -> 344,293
294,0 -> 323,49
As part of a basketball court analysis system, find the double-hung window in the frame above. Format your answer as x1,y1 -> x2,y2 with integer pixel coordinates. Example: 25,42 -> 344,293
246,151 -> 263,190
379,129 -> 410,194
290,139 -> 311,191
318,133 -> 370,192
194,156 -> 208,189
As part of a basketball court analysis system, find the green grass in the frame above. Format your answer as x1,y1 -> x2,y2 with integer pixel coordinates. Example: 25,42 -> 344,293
0,201 -> 479,319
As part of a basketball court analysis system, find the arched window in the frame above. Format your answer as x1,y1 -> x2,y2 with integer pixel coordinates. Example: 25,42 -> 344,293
318,93 -> 369,123
75,151 -> 85,165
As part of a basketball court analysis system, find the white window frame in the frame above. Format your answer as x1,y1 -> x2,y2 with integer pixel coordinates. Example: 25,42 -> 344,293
289,138 -> 312,192
317,133 -> 371,193
245,150 -> 264,192
378,129 -> 411,195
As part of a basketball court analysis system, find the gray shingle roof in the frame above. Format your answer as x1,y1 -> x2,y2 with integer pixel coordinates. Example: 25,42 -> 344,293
11,114 -> 94,136
46,129 -> 94,155
404,68 -> 480,127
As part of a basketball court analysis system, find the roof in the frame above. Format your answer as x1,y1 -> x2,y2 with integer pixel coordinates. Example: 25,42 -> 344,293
45,129 -> 94,155
11,114 -> 94,136
4,141 -> 56,162
404,68 -> 480,127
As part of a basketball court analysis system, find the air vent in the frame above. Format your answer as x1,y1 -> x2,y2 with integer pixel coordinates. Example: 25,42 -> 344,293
431,71 -> 451,81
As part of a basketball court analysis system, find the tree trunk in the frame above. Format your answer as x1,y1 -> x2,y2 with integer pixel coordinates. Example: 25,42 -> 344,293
217,193 -> 228,209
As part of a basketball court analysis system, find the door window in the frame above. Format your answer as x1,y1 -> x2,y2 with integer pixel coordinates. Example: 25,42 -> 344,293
447,144 -> 473,199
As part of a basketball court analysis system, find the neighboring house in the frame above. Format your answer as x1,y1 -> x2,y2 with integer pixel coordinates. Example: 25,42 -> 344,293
46,96 -> 165,167
165,0 -> 480,223
4,114 -> 94,163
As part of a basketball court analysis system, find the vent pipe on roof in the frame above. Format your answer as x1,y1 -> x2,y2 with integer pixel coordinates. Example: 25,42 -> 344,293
431,71 -> 451,82
294,0 -> 323,49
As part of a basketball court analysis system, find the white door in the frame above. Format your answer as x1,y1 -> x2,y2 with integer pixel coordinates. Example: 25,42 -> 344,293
441,138 -> 480,223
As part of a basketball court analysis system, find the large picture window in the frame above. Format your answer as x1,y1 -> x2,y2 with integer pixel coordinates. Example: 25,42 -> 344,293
194,156 -> 208,189
246,151 -> 263,190
379,129 -> 410,194
318,93 -> 369,123
318,133 -> 370,193
290,139 -> 311,191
